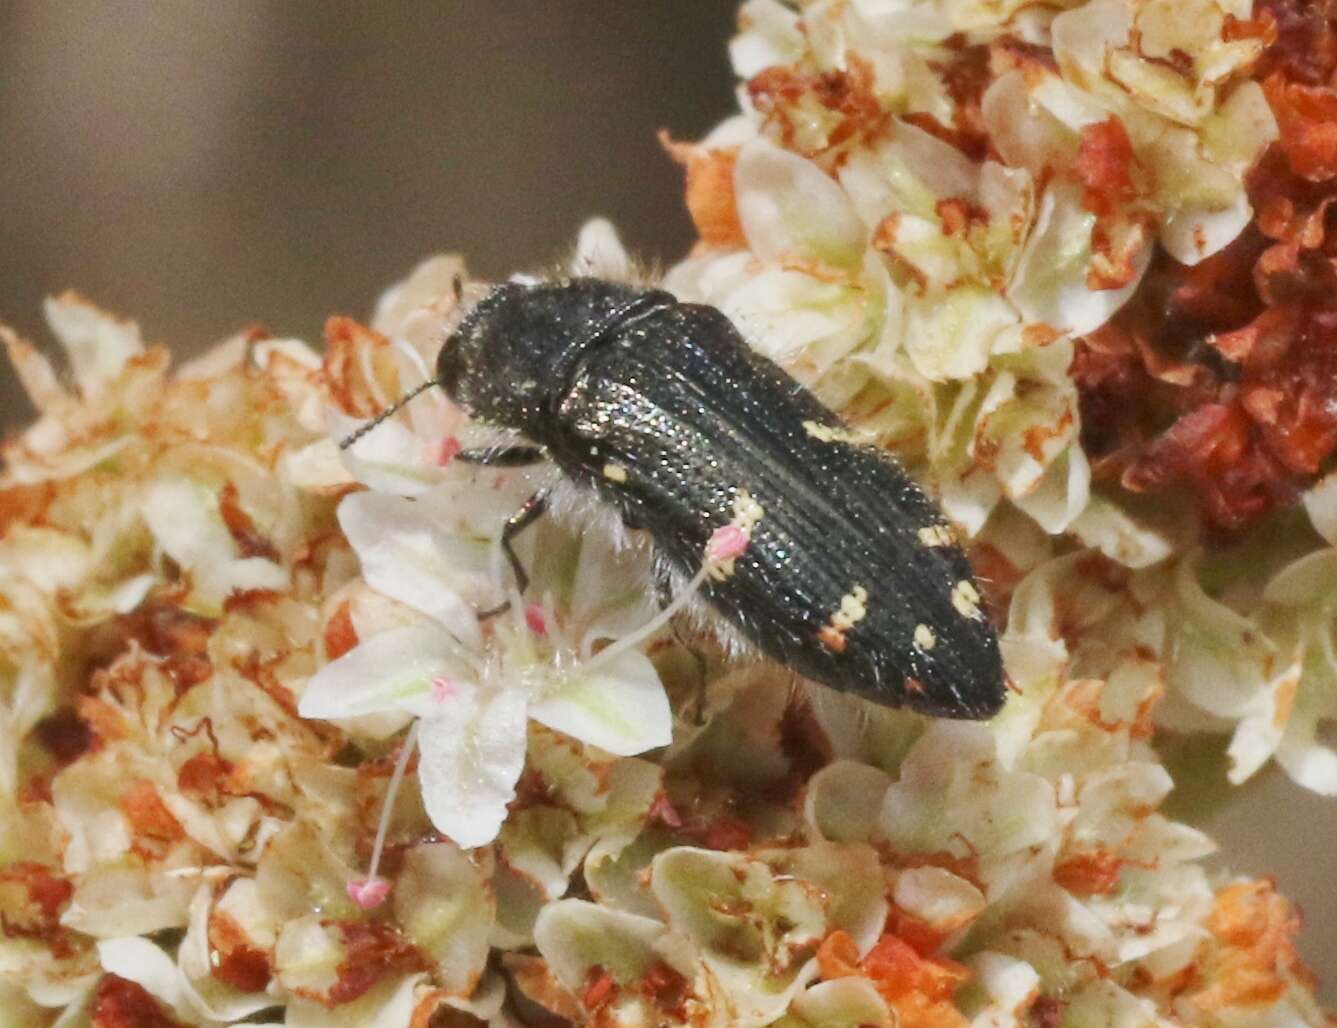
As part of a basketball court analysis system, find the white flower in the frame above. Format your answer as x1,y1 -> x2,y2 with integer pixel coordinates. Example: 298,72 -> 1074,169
298,479 -> 673,848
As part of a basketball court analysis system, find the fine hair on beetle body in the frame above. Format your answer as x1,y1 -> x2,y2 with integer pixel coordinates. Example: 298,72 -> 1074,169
343,273 -> 1007,721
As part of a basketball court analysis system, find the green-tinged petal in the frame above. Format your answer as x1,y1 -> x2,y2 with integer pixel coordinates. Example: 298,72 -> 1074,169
533,900 -> 669,993
1169,556 -> 1274,720
285,972 -> 424,1028
529,649 -> 672,757
394,842 -> 494,995
1009,181 -> 1149,336
297,623 -> 473,721
735,140 -> 867,270
803,760 -> 892,844
787,978 -> 894,1028
651,847 -> 826,1025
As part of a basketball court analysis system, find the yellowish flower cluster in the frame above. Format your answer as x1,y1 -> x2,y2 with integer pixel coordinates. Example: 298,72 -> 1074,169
0,1 -> 1331,1023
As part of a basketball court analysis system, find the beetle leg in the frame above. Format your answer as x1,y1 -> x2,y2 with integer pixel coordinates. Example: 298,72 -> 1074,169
652,556 -> 675,610
477,490 -> 550,620
455,444 -> 547,467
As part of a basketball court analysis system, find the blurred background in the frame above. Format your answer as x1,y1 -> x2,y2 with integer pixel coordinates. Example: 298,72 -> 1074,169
0,1 -> 1332,993
0,2 -> 738,424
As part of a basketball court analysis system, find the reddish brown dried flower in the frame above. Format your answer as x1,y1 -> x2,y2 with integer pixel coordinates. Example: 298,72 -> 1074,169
1074,1 -> 1337,535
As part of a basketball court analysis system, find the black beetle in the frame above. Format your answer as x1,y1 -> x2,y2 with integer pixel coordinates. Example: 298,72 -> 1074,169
347,277 -> 1006,719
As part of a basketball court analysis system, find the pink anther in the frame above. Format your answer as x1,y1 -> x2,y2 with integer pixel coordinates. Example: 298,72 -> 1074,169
707,524 -> 750,562
346,876 -> 391,910
431,675 -> 457,703
524,603 -> 548,636
432,436 -> 462,467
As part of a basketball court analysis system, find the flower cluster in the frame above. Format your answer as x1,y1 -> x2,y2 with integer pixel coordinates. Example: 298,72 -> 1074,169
663,0 -> 1337,793
0,238 -> 1326,1024
0,0 -> 1333,1024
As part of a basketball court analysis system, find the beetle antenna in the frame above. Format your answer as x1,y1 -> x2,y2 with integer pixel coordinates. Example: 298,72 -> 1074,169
339,378 -> 439,450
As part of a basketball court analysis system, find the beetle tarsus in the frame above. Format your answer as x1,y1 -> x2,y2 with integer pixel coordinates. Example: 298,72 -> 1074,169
477,490 -> 550,621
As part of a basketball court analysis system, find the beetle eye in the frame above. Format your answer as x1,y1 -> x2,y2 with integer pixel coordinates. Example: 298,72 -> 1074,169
435,333 -> 464,401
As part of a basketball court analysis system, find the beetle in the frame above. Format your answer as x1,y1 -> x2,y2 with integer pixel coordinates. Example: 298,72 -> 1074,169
345,277 -> 1006,719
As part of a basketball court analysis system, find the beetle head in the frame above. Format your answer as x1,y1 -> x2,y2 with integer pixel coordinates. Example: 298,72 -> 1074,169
436,277 -> 649,439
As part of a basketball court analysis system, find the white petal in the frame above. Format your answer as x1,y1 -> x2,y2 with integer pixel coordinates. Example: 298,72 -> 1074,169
198,556 -> 289,604
803,760 -> 893,843
730,0 -> 805,77
1160,189 -> 1251,266
330,408 -> 445,497
962,951 -> 1041,1024
1262,550 -> 1337,608
529,650 -> 672,756
1276,711 -> 1337,796
418,688 -> 529,848
791,978 -> 895,1027
372,253 -> 468,337
43,292 -> 144,400
566,531 -> 659,647
1,325 -> 66,411
285,972 -> 425,1028
1226,656 -> 1301,785
1012,446 -> 1090,535
1070,495 -> 1173,569
175,884 -> 274,1022
1303,472 -> 1337,546
96,937 -> 187,1017
338,490 -> 491,646
284,437 -> 357,492
143,478 -> 236,570
298,623 -> 475,721
1169,558 -> 1274,720
894,866 -> 986,931
734,140 -> 866,269
904,288 -> 1016,382
570,218 -> 633,280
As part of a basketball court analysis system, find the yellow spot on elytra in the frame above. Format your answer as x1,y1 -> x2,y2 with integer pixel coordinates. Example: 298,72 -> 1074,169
951,579 -> 983,620
602,462 -> 628,483
831,586 -> 869,631
914,623 -> 936,650
802,420 -> 862,444
732,489 -> 764,532
918,524 -> 957,548
817,585 -> 869,652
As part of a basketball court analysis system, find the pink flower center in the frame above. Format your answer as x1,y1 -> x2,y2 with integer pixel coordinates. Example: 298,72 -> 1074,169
524,603 -> 548,636
346,876 -> 391,910
707,524 -> 750,562
431,675 -> 457,703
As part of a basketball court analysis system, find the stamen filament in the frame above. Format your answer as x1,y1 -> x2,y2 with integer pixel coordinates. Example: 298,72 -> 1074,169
348,719 -> 420,909
579,564 -> 711,674
577,522 -> 750,675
